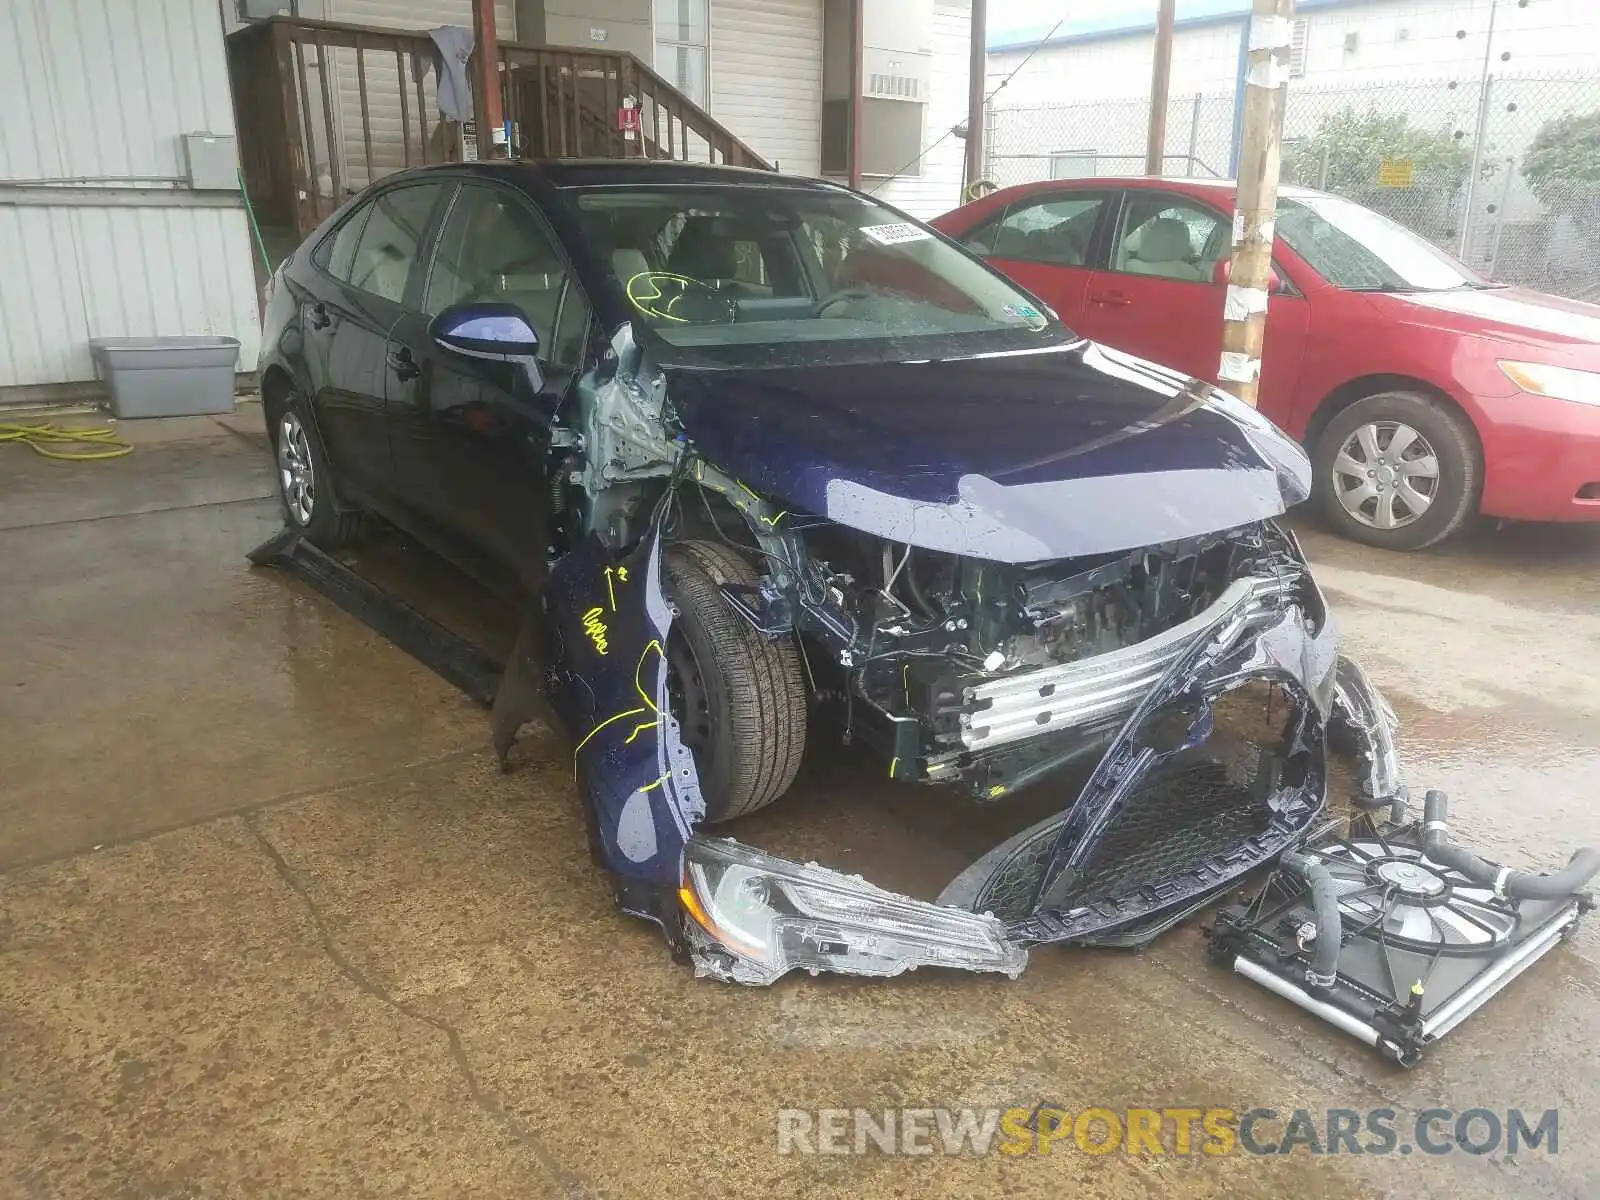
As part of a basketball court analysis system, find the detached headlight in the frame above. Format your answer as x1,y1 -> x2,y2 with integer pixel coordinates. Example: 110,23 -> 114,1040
680,837 -> 1028,986
1499,361 -> 1600,407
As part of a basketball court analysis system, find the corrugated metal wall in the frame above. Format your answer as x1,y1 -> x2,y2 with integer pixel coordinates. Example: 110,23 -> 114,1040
0,0 -> 261,390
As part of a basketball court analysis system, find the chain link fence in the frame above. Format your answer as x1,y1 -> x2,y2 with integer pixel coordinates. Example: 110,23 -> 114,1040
986,72 -> 1600,301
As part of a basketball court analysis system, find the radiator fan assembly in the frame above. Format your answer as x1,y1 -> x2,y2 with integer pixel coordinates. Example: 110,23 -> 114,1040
1208,791 -> 1596,1066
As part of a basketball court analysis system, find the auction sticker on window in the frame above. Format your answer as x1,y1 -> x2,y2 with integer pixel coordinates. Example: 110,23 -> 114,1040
861,222 -> 933,246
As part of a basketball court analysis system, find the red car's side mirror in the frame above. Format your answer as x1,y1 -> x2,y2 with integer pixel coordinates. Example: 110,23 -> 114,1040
1212,258 -> 1284,293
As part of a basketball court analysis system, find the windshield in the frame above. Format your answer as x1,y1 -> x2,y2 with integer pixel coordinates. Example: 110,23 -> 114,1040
1276,193 -> 1489,292
564,185 -> 1070,366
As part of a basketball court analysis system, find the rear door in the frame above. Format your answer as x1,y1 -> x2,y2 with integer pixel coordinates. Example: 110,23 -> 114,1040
307,181 -> 450,498
1078,189 -> 1309,401
385,181 -> 592,590
953,190 -> 1115,330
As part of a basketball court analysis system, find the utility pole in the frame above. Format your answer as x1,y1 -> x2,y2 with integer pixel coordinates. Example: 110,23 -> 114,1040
471,0 -> 505,160
1219,0 -> 1295,408
966,0 -> 989,191
1144,0 -> 1177,175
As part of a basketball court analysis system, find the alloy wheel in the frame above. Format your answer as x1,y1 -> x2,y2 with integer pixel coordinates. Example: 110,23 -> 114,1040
277,412 -> 316,527
1331,420 -> 1441,531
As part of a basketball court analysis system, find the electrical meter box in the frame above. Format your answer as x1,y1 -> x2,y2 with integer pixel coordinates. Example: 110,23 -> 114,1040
183,133 -> 239,191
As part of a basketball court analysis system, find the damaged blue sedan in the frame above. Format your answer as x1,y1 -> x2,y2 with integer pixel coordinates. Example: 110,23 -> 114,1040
255,160 -> 1410,989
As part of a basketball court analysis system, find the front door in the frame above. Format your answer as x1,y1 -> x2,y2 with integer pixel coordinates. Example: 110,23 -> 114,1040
385,182 -> 591,590
307,182 -> 449,498
956,191 -> 1114,330
1077,190 -> 1309,404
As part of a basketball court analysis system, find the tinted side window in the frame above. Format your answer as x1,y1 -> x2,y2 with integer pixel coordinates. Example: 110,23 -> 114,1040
347,184 -> 443,304
424,186 -> 580,360
551,280 -> 591,368
989,194 -> 1109,266
957,213 -> 1003,256
1112,194 -> 1227,283
315,204 -> 371,282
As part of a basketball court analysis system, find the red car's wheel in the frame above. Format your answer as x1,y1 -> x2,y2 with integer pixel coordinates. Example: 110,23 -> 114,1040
1313,391 -> 1480,551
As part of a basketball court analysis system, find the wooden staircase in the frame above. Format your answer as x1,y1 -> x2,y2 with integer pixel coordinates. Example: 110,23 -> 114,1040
227,16 -> 771,244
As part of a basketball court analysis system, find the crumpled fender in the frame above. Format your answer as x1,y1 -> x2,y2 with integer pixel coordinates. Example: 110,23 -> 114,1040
543,523 -> 705,884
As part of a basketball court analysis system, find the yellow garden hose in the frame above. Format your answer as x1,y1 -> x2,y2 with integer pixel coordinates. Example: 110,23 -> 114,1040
0,422 -> 133,461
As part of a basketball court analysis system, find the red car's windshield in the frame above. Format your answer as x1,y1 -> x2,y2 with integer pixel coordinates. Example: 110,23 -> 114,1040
1277,193 -> 1495,293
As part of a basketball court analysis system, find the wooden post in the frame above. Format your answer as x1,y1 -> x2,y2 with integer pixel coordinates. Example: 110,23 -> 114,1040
848,0 -> 864,189
1144,0 -> 1176,175
1219,0 -> 1295,408
472,0 -> 504,159
965,0 -> 987,192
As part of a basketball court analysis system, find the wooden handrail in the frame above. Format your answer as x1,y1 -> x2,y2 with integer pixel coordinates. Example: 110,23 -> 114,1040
243,15 -> 771,169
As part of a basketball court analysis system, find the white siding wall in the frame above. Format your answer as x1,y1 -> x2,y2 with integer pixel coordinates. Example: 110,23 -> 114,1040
873,0 -> 971,218
0,0 -> 261,389
988,0 -> 1600,107
708,0 -> 823,175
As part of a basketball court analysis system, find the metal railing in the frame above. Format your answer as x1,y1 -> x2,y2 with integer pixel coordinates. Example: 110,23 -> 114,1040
227,16 -> 771,241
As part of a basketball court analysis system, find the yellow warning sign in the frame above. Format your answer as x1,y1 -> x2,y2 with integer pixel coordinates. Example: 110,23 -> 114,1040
1377,159 -> 1415,188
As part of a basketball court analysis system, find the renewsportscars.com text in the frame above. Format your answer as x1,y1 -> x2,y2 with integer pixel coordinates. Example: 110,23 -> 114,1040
775,1106 -> 1560,1157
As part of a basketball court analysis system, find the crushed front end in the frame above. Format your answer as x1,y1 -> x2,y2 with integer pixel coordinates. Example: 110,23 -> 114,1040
666,500 -> 1406,978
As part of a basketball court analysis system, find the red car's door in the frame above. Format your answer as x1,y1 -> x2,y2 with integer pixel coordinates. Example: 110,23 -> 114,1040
1076,189 -> 1309,408
950,190 -> 1116,329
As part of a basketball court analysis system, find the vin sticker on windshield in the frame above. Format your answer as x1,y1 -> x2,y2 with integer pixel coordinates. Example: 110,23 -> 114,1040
861,222 -> 933,246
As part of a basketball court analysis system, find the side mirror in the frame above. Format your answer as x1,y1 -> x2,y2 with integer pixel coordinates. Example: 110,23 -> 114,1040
1211,258 -> 1285,293
430,302 -> 544,389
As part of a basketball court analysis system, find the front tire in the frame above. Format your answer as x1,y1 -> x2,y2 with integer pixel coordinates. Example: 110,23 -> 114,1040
271,399 -> 359,548
1312,391 -> 1479,551
661,540 -> 808,822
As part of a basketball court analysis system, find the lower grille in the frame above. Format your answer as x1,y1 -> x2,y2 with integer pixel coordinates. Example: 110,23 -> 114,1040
1065,759 -> 1268,907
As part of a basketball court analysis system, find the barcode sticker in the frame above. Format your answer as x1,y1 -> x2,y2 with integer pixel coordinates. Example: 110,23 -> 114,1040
861,222 -> 933,246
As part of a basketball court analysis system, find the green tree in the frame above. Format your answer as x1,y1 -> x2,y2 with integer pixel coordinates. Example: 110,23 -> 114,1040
1283,107 -> 1482,244
1522,110 -> 1600,224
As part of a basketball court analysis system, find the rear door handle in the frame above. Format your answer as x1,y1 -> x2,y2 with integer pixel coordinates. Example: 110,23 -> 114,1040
307,301 -> 332,330
1089,291 -> 1132,308
386,346 -> 421,381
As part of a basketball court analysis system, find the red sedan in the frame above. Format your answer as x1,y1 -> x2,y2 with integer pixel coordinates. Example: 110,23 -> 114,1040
933,178 -> 1600,550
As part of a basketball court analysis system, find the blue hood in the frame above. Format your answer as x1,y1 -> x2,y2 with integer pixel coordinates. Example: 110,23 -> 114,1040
666,341 -> 1311,562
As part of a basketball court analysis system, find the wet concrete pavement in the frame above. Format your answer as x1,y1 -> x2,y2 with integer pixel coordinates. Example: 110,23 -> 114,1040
3,414 -> 1599,1198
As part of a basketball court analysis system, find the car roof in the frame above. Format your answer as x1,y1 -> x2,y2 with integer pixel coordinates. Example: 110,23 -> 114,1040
387,157 -> 847,192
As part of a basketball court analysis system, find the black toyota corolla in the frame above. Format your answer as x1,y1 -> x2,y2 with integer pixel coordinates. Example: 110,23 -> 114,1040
255,159 -> 1403,985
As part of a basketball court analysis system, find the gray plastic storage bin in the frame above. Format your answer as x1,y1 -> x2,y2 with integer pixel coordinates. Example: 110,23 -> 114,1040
89,336 -> 241,419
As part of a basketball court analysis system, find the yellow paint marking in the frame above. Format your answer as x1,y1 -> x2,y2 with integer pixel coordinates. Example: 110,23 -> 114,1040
635,638 -> 665,713
988,784 -> 1006,798
582,607 -> 610,655
640,773 -> 671,793
624,719 -> 660,746
889,757 -> 899,779
604,567 -> 618,612
571,705 -> 649,777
